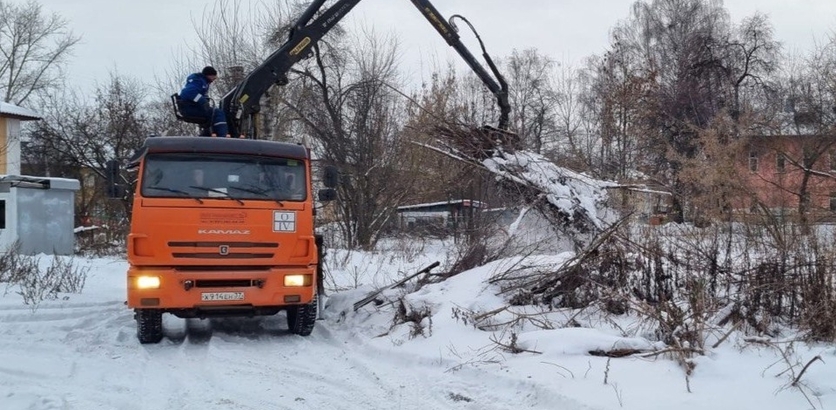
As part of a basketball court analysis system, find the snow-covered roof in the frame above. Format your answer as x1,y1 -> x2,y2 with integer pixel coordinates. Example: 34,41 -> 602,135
0,174 -> 80,190
397,199 -> 487,211
0,101 -> 41,120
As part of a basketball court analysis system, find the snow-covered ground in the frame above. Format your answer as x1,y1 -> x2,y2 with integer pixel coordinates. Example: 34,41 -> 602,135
2,244 -> 836,410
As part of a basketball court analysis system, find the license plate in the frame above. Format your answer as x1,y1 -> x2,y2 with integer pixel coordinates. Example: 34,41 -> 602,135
201,292 -> 245,302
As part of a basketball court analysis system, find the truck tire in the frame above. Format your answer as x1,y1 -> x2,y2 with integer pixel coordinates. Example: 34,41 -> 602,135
135,309 -> 163,344
286,294 -> 317,336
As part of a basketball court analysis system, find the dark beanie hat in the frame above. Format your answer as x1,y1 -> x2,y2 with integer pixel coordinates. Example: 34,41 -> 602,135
202,66 -> 218,76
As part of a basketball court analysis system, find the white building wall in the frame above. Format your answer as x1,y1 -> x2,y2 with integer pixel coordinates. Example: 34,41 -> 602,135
0,178 -> 79,255
17,187 -> 75,254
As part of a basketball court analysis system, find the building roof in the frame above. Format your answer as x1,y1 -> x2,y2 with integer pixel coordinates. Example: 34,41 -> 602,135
397,199 -> 488,211
0,175 -> 80,190
0,102 -> 41,120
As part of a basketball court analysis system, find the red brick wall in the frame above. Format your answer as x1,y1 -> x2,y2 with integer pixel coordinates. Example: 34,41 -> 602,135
738,135 -> 836,215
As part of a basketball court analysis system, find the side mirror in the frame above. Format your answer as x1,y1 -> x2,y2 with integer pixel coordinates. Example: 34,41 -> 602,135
322,165 -> 339,188
104,160 -> 124,198
318,188 -> 337,202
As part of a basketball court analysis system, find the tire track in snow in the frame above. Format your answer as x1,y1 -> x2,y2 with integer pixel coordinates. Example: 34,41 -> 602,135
133,318 -> 435,410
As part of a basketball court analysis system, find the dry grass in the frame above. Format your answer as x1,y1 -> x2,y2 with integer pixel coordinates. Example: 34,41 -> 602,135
0,242 -> 89,309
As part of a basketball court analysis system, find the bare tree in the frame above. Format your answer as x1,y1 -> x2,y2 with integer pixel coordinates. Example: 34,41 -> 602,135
0,0 -> 79,104
189,0 -> 270,91
724,13 -> 779,123
504,48 -> 557,153
24,73 -> 150,236
586,35 -> 659,183
284,27 -> 415,249
549,61 -> 590,168
404,66 -> 482,199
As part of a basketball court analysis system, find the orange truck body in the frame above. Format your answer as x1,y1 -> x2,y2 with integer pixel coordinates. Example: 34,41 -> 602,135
124,137 -> 323,328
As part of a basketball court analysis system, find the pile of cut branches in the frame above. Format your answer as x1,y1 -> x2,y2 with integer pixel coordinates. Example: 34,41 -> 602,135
428,123 -> 616,247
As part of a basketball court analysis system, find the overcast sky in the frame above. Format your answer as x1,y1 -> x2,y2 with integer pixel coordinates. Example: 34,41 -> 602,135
33,0 -> 836,95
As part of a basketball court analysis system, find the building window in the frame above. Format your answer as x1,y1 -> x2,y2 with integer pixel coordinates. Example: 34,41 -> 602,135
830,151 -> 836,171
776,153 -> 786,173
749,151 -> 759,172
831,193 -> 836,212
0,200 -> 5,229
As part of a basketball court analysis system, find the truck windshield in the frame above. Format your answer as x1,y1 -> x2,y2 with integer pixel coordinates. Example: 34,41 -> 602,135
140,153 -> 307,202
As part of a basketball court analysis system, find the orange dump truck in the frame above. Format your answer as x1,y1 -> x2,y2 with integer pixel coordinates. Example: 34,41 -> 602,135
107,136 -> 336,343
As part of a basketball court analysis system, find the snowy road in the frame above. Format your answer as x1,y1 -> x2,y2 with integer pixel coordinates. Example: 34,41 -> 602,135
6,255 -> 831,410
0,258 -> 593,410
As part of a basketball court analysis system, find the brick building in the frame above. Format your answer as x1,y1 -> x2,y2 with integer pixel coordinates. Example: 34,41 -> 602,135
741,134 -> 836,219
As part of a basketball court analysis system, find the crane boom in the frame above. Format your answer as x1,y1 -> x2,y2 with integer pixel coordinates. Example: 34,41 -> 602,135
408,0 -> 510,129
217,0 -> 509,139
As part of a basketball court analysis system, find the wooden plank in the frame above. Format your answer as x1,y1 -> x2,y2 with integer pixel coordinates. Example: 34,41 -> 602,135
353,261 -> 440,311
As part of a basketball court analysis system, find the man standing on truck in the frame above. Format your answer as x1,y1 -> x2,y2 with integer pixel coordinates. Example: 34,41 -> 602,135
177,66 -> 229,137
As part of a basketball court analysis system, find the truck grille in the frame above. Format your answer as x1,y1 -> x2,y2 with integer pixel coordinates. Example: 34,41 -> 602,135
168,241 -> 279,248
172,252 -> 274,259
195,279 -> 259,288
169,241 -> 278,259
175,266 -> 270,272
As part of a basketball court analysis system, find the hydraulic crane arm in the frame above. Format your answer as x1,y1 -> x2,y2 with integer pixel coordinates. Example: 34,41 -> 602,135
219,0 -> 363,138
408,0 -> 510,130
219,0 -> 510,139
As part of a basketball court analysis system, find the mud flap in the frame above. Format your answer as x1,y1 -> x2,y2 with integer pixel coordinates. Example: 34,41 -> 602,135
315,234 -> 326,320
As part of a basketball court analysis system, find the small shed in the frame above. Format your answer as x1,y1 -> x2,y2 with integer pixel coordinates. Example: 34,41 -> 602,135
0,175 -> 80,255
0,103 -> 80,255
396,199 -> 487,233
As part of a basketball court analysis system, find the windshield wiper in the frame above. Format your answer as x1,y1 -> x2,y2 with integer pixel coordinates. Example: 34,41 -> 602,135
188,185 -> 245,205
227,185 -> 284,206
145,185 -> 203,204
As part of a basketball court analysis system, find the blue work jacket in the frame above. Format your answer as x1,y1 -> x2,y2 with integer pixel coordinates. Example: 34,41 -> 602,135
179,73 -> 212,106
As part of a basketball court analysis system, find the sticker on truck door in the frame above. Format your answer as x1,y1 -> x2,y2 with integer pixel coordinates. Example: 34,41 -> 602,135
273,211 -> 296,232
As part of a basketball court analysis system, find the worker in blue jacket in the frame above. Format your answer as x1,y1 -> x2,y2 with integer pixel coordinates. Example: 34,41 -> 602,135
177,66 -> 229,137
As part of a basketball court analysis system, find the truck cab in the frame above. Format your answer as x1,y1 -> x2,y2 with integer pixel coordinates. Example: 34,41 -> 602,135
112,136 -> 335,343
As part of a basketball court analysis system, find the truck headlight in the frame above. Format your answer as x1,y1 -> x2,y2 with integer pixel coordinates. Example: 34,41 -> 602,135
136,276 -> 161,289
284,274 -> 312,287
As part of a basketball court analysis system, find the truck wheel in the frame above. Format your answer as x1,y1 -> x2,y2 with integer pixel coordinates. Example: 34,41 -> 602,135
135,309 -> 163,344
286,294 -> 317,336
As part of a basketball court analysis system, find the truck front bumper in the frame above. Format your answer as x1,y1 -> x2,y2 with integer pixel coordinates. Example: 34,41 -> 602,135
127,266 -> 316,311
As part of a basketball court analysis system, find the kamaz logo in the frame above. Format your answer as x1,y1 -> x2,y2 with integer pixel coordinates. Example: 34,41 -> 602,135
197,229 -> 250,235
